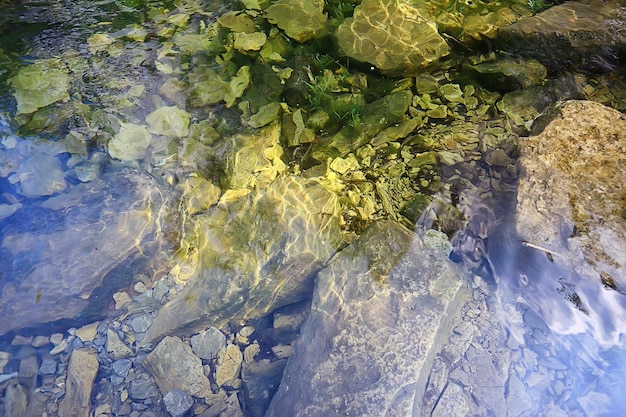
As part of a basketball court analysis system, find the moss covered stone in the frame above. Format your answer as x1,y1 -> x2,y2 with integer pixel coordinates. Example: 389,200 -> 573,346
335,0 -> 449,76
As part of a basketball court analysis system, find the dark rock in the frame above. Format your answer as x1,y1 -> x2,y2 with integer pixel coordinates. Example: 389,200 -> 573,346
242,358 -> 286,417
163,388 -> 194,417
129,378 -> 159,400
265,221 -> 472,416
497,0 -> 626,71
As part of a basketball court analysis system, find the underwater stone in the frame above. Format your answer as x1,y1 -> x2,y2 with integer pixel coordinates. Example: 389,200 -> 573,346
190,327 -> 226,361
0,168 -> 174,336
265,0 -> 327,42
142,176 -> 342,343
108,122 -> 152,161
59,349 -> 99,417
9,59 -> 70,115
335,0 -> 449,76
143,336 -> 211,398
163,388 -> 194,417
265,220 -> 471,416
497,0 -> 626,70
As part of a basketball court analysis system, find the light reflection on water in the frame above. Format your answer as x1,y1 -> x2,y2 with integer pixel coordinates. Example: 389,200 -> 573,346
0,0 -> 625,415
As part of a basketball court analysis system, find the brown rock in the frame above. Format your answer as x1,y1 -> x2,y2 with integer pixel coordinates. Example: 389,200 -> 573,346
59,349 -> 99,417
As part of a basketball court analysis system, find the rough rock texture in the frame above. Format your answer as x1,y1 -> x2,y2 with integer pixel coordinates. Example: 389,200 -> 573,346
0,168 -> 174,335
143,176 -> 342,343
265,0 -> 327,42
142,336 -> 211,398
335,0 -> 449,76
497,0 -> 626,70
516,100 -> 626,347
58,349 -> 99,417
265,221 -> 471,417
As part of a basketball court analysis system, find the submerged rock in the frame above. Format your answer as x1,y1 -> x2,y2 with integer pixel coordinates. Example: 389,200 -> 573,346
335,0 -> 449,76
142,175 -> 342,343
497,0 -> 626,71
265,0 -> 327,43
59,349 -> 99,417
515,100 -> 626,348
0,168 -> 175,336
265,221 -> 471,416
143,336 -> 211,398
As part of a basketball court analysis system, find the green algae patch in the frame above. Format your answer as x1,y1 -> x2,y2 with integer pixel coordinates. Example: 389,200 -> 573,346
146,106 -> 191,138
265,0 -> 328,42
335,0 -> 449,76
108,122 -> 153,161
9,59 -> 71,115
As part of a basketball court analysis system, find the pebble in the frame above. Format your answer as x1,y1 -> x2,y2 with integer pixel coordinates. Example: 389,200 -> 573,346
106,329 -> 133,359
163,388 -> 194,417
76,322 -> 100,342
129,378 -> 159,400
39,358 -> 58,375
32,335 -> 50,347
112,358 -> 133,377
129,315 -> 152,334
215,344 -> 243,387
190,327 -> 226,361
50,339 -> 69,355
134,281 -> 148,293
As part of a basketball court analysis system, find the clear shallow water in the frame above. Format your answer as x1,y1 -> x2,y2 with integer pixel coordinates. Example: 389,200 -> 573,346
0,0 -> 625,416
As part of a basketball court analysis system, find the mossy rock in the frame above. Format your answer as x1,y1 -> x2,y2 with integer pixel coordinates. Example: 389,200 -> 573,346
335,0 -> 450,76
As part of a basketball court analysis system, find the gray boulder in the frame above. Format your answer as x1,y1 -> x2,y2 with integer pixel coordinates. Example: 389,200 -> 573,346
143,176 -> 343,343
265,221 -> 471,417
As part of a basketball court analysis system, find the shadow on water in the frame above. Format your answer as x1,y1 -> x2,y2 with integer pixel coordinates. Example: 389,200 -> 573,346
450,189 -> 626,414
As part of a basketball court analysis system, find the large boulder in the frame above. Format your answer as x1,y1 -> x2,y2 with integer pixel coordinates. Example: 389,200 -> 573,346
142,175 -> 343,343
497,0 -> 626,70
335,0 -> 450,76
515,100 -> 626,347
0,168 -> 174,336
265,221 -> 471,416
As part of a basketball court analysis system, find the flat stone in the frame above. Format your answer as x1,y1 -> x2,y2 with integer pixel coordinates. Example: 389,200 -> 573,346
143,176 -> 342,343
59,348 -> 99,417
38,358 -> 57,375
163,388 -> 194,417
190,327 -> 226,361
129,315 -> 152,334
106,329 -> 133,360
143,336 -> 211,398
265,0 -> 327,42
75,322 -> 99,342
265,220 -> 471,416
112,359 -> 133,377
335,0 -> 449,76
215,344 -> 243,387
